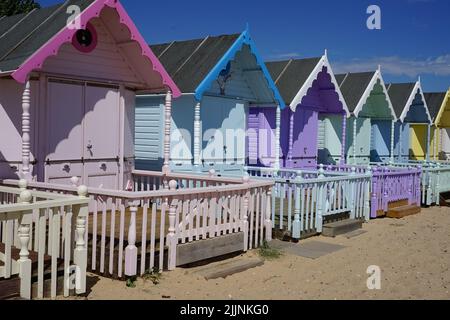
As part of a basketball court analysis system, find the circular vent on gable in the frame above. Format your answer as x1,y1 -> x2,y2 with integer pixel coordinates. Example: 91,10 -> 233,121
72,23 -> 97,53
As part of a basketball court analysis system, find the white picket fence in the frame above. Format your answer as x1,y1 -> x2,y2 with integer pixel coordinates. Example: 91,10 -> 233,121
2,171 -> 273,279
0,180 -> 89,300
243,166 -> 372,239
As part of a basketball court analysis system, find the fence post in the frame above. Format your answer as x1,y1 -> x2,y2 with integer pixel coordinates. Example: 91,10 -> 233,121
349,167 -> 356,219
416,167 -> 422,206
18,188 -> 32,300
371,167 -> 378,219
167,180 -> 178,271
364,166 -> 372,222
407,167 -> 414,206
292,178 -> 301,239
435,163 -> 441,205
74,185 -> 88,295
242,175 -> 250,251
425,165 -> 432,206
125,206 -> 138,277
265,186 -> 273,242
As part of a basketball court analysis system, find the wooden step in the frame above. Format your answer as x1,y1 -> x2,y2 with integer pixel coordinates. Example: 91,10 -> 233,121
0,276 -> 20,300
322,219 -> 363,238
387,205 -> 421,219
176,233 -> 245,267
377,199 -> 409,217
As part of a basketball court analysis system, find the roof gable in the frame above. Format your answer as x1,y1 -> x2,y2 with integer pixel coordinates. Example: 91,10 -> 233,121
0,0 -> 180,96
336,70 -> 396,120
388,81 -> 431,123
152,34 -> 239,93
267,55 -> 348,115
153,29 -> 285,107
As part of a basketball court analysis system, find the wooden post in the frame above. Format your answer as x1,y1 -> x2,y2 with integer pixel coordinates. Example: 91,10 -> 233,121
274,105 -> 281,171
292,177 -> 302,240
407,166 -> 413,206
242,175 -> 250,251
265,187 -> 273,242
350,167 -> 356,219
435,163 -> 441,205
125,207 -> 138,276
341,113 -> 347,165
162,90 -> 173,175
371,167 -> 378,218
390,120 -> 395,164
426,124 -> 431,162
18,189 -> 32,299
167,180 -> 178,271
73,185 -> 88,295
353,118 -> 357,165
287,111 -> 294,167
364,166 -> 372,221
434,127 -> 438,161
193,101 -> 202,169
21,80 -> 32,181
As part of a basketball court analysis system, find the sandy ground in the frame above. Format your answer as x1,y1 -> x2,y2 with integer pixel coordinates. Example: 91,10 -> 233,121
75,206 -> 450,300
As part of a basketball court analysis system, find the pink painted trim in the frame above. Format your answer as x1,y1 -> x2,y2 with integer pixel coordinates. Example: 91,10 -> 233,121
11,0 -> 181,97
72,22 -> 98,53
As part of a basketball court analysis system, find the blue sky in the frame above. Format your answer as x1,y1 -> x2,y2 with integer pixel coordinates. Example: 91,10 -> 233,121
37,0 -> 450,92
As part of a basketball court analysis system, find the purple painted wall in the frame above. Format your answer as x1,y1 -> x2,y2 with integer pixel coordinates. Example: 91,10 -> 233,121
248,66 -> 345,169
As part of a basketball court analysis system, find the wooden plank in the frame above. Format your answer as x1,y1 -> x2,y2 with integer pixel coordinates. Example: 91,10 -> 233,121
194,258 -> 264,280
387,205 -> 421,219
176,232 -> 245,267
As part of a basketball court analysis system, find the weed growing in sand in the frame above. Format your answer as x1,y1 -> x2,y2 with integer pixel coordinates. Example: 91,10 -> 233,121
143,267 -> 163,285
258,240 -> 282,260
126,276 -> 137,288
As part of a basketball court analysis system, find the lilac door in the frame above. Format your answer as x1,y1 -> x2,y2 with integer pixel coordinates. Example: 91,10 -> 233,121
46,80 -> 120,189
288,109 -> 318,168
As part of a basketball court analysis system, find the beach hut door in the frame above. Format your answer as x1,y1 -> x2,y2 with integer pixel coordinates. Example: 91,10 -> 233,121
46,80 -> 120,189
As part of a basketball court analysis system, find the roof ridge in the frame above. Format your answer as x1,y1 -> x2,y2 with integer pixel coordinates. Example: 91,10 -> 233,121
0,0 -> 69,62
172,35 -> 210,77
274,59 -> 293,84
0,8 -> 37,40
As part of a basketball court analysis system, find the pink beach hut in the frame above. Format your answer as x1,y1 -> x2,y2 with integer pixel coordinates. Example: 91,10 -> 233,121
0,0 -> 180,189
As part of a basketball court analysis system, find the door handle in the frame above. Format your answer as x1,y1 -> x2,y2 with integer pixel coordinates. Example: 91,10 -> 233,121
87,144 -> 93,150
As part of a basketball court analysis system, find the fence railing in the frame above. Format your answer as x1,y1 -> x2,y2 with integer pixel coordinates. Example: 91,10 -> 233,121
243,166 -> 372,239
0,180 -> 89,300
2,171 -> 273,279
378,161 -> 450,206
318,164 -> 422,217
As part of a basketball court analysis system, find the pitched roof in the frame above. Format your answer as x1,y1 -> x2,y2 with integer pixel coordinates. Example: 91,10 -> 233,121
266,57 -> 321,105
424,92 -> 446,122
150,34 -> 240,93
335,72 -> 376,113
0,0 -> 95,73
387,82 -> 417,118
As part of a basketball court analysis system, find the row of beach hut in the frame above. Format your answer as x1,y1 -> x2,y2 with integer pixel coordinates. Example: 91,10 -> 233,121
0,0 -> 449,299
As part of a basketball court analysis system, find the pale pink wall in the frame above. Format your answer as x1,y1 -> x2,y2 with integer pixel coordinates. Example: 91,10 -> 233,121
0,78 -> 38,180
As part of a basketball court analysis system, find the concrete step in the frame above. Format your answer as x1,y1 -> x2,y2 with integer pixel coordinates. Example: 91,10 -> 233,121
193,258 -> 264,280
387,205 -> 421,219
322,219 -> 363,238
